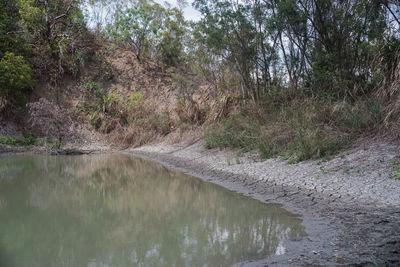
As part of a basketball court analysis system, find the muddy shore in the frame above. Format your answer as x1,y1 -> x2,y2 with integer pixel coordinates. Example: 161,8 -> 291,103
131,140 -> 400,266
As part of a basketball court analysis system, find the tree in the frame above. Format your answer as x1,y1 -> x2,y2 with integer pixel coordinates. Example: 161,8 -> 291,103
108,0 -> 164,60
0,52 -> 36,104
0,0 -> 28,58
157,7 -> 187,67
194,0 -> 259,101
192,0 -> 398,100
18,0 -> 86,83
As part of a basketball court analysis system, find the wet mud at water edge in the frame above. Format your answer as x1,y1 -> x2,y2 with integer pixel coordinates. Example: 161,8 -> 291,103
0,154 -> 306,267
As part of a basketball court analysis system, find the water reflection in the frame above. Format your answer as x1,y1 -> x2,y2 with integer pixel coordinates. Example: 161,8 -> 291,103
0,154 -> 306,267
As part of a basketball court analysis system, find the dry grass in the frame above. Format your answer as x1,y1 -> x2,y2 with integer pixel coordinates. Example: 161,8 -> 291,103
175,99 -> 206,125
205,96 -> 385,161
373,45 -> 400,128
383,54 -> 400,127
94,97 -> 173,148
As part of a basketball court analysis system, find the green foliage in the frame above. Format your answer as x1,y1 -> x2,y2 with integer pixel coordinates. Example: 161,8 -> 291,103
0,136 -> 25,146
108,0 -> 164,60
84,79 -> 103,95
90,110 -> 102,129
390,159 -> 400,179
195,0 -> 396,160
144,113 -> 171,135
320,167 -> 328,174
95,49 -> 114,80
336,99 -> 384,134
0,134 -> 58,148
205,96 -> 384,161
204,115 -> 261,151
157,8 -> 187,66
176,94 -> 186,106
192,0 -> 398,100
18,0 -> 41,29
194,0 -> 258,99
105,0 -> 187,65
16,0 -> 88,83
104,92 -> 118,106
0,132 -> 37,146
306,0 -> 387,96
102,62 -> 114,81
130,92 -> 144,109
168,67 -> 199,100
0,52 -> 35,103
71,50 -> 86,75
0,0 -> 28,58
23,132 -> 37,145
2,0 -> 398,153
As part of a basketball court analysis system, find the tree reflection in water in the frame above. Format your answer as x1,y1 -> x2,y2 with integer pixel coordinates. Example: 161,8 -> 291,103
0,154 -> 306,267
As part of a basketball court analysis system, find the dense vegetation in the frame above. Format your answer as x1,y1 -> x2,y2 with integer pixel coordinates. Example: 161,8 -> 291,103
0,0 -> 399,160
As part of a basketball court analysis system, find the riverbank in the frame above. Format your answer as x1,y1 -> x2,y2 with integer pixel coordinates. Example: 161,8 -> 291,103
131,138 -> 400,266
1,138 -> 399,265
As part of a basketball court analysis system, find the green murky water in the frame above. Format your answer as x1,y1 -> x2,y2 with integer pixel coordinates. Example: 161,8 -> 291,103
0,154 -> 306,267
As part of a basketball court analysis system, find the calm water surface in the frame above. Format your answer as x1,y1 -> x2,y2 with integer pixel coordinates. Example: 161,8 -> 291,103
0,154 -> 306,267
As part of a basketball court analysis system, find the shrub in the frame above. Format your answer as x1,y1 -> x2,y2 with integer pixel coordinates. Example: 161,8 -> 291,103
0,132 -> 38,146
145,113 -> 171,135
0,136 -> 25,146
90,110 -> 102,129
336,99 -> 384,134
204,115 -> 260,150
84,79 -> 103,95
0,52 -> 35,104
175,99 -> 206,125
129,92 -> 144,109
204,96 -> 380,161
23,132 -> 38,145
95,50 -> 114,81
168,67 -> 199,100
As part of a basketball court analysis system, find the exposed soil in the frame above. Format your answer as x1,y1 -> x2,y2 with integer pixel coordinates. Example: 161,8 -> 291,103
131,138 -> 400,266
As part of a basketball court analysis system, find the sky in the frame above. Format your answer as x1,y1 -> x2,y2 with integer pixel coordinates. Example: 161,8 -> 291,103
83,0 -> 203,28
156,0 -> 202,21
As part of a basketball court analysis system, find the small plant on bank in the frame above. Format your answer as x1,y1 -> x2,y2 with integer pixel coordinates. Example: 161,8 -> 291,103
130,92 -> 144,109
95,50 -> 115,81
288,156 -> 300,164
0,133 -> 38,146
390,159 -> 400,179
84,79 -> 103,95
23,132 -> 38,145
235,156 -> 241,164
320,167 -> 328,174
0,136 -> 25,146
90,110 -> 102,129
0,133 -> 56,147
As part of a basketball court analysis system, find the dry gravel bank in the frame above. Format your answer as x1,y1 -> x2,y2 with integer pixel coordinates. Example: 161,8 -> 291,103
131,139 -> 400,266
